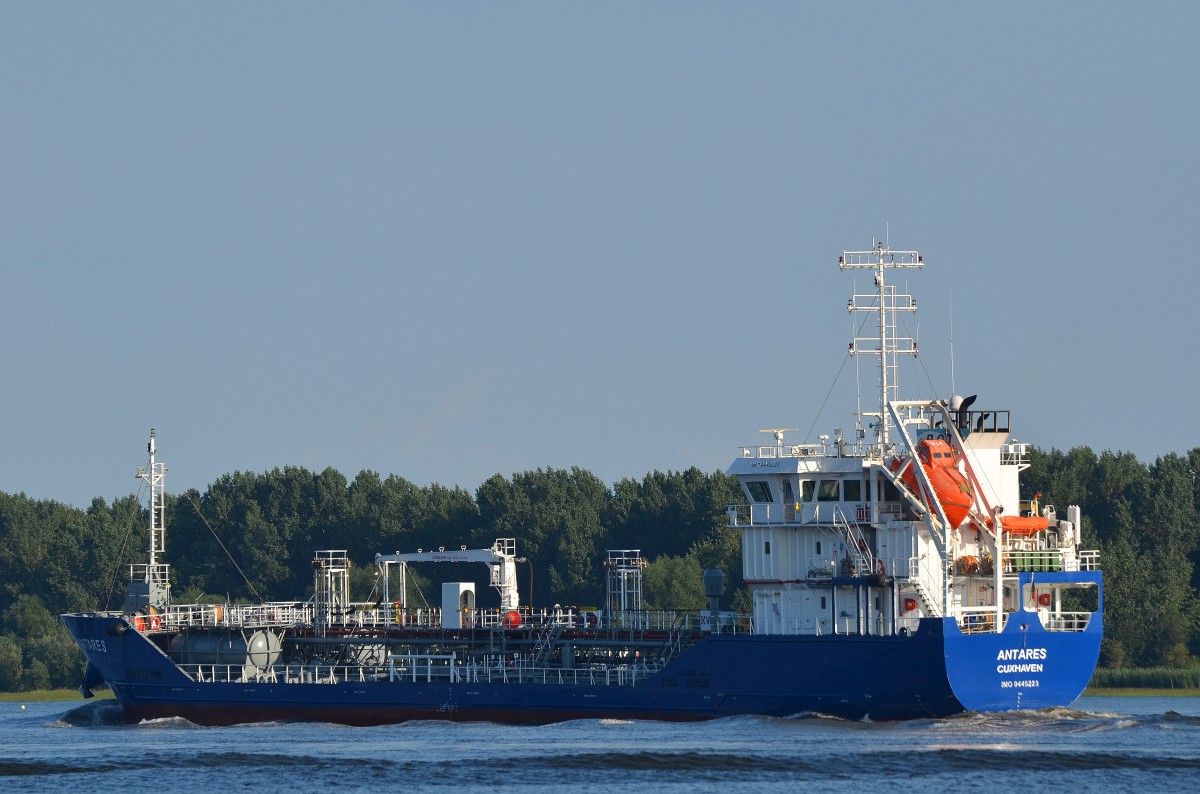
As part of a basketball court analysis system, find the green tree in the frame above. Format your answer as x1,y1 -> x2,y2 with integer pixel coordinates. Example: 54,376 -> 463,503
2,594 -> 84,690
345,470 -> 389,561
4,594 -> 58,638
605,469 -> 745,598
1025,446 -> 1096,516
1140,453 -> 1200,553
26,627 -> 83,688
1091,452 -> 1146,550
477,468 -> 607,605
642,554 -> 706,610
82,495 -> 146,612
0,636 -> 23,690
23,659 -> 49,690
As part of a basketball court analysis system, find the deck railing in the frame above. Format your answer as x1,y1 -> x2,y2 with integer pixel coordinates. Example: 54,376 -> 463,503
1041,611 -> 1092,632
177,655 -> 666,688
155,603 -> 752,636
953,607 -> 1003,634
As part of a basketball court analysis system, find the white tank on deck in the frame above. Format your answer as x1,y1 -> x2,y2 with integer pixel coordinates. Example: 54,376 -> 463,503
168,629 -> 282,667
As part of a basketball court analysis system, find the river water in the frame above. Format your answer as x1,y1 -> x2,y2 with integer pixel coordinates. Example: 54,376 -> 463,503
2,696 -> 1198,792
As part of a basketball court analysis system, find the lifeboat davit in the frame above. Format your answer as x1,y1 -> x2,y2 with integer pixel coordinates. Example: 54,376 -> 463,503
890,438 -> 974,529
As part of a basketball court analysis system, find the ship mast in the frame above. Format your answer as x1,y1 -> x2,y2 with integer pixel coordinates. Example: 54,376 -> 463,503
138,429 -> 167,567
124,429 -> 171,612
841,243 -> 922,452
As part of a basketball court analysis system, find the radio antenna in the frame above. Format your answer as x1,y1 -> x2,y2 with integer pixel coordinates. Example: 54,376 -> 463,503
950,287 -> 956,395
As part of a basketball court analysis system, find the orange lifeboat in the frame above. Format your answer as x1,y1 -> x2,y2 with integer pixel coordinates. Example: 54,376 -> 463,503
890,438 -> 974,529
998,515 -> 1050,536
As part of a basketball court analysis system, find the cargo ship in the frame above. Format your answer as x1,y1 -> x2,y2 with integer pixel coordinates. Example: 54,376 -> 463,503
62,242 -> 1102,724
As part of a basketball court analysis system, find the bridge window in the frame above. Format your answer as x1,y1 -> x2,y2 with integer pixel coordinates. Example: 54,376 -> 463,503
747,481 -> 773,503
843,479 -> 862,502
817,480 -> 840,501
782,479 -> 795,503
801,480 -> 814,501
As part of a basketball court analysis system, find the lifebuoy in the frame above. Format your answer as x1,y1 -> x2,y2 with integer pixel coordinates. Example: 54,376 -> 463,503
148,615 -> 161,631
875,559 -> 885,575
901,597 -> 918,613
1037,592 -> 1052,607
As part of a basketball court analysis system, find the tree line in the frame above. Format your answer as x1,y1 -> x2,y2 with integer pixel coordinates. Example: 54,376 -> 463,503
0,447 -> 1197,691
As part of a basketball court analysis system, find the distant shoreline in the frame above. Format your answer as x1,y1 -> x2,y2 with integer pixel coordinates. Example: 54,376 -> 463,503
0,689 -> 114,703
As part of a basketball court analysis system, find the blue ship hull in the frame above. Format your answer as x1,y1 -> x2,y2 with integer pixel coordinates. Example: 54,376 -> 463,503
62,603 -> 1101,725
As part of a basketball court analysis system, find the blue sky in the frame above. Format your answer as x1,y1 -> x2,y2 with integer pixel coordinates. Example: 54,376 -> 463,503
2,3 -> 1197,508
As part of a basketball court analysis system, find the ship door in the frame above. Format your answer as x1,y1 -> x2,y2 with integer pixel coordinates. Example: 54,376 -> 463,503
800,590 -> 815,632
441,582 -> 476,629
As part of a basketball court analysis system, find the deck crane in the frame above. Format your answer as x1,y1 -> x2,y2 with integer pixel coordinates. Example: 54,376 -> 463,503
375,538 -> 520,612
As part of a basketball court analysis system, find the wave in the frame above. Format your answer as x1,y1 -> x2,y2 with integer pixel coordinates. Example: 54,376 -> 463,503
1163,710 -> 1200,726
891,705 -> 1200,736
48,701 -> 125,728
44,701 -> 1200,735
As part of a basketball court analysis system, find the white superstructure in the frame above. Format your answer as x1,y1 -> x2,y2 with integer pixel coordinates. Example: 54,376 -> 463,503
727,244 -> 1098,638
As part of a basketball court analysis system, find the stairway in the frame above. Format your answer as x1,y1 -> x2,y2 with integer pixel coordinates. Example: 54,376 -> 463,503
832,506 -> 875,576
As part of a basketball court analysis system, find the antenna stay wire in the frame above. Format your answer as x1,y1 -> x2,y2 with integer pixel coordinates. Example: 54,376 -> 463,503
803,308 -> 873,444
179,481 -> 264,602
98,483 -> 147,611
802,351 -> 851,446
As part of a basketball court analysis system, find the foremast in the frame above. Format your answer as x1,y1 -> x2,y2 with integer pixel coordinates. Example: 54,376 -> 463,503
123,429 -> 170,612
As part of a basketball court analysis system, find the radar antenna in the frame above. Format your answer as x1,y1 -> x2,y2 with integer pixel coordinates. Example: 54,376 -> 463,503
759,428 -> 798,446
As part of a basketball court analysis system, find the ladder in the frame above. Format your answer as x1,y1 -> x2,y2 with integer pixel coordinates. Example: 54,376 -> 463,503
530,622 -> 564,666
910,573 -> 943,618
833,506 -> 875,576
